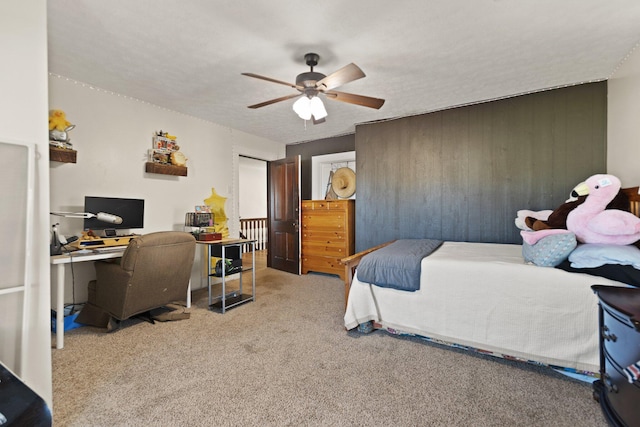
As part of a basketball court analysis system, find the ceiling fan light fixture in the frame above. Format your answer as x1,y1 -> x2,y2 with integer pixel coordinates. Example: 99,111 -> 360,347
293,96 -> 312,120
309,96 -> 327,120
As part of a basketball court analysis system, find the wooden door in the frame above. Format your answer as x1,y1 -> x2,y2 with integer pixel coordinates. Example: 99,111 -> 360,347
267,156 -> 300,274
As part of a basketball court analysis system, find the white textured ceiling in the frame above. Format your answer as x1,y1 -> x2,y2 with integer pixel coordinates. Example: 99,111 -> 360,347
47,0 -> 640,145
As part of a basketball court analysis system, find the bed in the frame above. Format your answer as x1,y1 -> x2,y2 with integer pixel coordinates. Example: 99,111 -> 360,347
342,187 -> 640,377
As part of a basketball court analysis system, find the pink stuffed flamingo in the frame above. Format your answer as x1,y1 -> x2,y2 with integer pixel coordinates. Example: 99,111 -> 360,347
566,174 -> 640,245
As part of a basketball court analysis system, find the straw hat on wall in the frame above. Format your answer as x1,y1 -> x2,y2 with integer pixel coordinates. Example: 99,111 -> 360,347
331,167 -> 356,198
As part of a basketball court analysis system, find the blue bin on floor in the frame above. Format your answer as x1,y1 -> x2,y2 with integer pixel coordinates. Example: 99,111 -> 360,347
51,306 -> 84,333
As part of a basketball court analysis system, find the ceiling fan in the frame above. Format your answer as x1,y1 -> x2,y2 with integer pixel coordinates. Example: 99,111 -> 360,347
242,53 -> 385,124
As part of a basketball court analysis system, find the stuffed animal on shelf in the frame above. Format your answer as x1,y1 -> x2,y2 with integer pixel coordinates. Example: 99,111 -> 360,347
48,109 -> 72,131
48,109 -> 76,148
566,174 -> 640,245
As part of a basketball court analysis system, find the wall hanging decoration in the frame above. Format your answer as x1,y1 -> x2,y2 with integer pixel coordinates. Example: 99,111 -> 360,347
331,167 -> 356,199
145,130 -> 188,176
325,164 -> 356,200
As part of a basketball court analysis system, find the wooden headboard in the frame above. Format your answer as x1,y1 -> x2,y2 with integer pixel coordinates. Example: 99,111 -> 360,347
340,240 -> 395,307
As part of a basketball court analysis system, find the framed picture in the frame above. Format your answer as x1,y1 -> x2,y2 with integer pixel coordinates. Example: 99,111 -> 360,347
153,135 -> 171,149
148,149 -> 171,164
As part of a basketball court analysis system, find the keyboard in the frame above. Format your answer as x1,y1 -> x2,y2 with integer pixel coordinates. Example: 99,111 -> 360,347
93,246 -> 128,253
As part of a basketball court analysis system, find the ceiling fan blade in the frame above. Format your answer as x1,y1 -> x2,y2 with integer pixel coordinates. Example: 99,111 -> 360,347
242,73 -> 302,90
315,63 -> 365,91
312,116 -> 326,125
324,90 -> 385,109
247,93 -> 301,109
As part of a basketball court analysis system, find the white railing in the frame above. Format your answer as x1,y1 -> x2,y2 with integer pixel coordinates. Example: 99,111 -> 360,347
240,218 -> 267,251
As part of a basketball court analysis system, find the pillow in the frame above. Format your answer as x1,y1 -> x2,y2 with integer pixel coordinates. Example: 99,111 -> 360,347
569,243 -> 640,269
521,229 -> 573,245
522,232 -> 577,267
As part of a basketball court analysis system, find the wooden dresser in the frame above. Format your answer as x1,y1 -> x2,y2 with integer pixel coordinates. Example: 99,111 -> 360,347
301,200 -> 355,280
591,285 -> 640,427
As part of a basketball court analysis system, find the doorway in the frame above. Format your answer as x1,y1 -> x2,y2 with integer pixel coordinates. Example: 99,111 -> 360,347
239,156 -> 268,259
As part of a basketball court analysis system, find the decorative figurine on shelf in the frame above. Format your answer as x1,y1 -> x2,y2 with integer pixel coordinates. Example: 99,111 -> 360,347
171,151 -> 187,167
149,130 -> 187,167
48,109 -> 75,149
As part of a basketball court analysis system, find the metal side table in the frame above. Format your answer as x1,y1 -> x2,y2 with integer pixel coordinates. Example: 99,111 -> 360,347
197,239 -> 256,313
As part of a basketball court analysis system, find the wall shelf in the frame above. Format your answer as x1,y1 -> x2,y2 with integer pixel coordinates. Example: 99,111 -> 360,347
49,146 -> 77,163
145,162 -> 187,176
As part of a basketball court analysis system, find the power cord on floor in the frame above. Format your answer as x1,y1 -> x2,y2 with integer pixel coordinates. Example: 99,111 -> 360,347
60,242 -> 80,315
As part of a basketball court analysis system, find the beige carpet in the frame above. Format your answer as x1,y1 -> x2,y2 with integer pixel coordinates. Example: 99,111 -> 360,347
52,267 -> 608,426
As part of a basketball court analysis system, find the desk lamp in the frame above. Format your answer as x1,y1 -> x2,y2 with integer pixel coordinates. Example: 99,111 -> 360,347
50,211 -> 123,224
49,211 -> 123,255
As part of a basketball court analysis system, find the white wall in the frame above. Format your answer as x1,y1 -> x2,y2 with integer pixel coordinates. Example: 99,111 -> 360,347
49,75 -> 285,299
0,0 -> 52,407
608,43 -> 640,186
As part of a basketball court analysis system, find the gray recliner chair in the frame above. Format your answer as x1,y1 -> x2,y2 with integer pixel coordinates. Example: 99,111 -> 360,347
76,231 -> 196,330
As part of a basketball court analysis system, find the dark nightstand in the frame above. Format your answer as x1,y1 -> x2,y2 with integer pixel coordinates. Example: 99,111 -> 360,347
591,285 -> 640,427
0,363 -> 51,426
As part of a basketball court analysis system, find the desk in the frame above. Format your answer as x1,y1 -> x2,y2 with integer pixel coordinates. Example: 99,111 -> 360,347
50,249 -> 126,349
197,239 -> 256,313
51,249 -> 193,349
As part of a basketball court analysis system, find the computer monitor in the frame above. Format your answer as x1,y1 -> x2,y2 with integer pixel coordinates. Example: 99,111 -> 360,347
83,196 -> 145,232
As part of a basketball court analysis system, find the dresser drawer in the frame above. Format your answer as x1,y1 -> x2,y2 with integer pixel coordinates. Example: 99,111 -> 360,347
301,200 -> 348,211
301,200 -> 316,210
326,201 -> 349,210
302,241 -> 348,257
301,229 -> 347,243
602,355 -> 640,424
602,308 -> 640,369
302,255 -> 343,277
302,213 -> 347,230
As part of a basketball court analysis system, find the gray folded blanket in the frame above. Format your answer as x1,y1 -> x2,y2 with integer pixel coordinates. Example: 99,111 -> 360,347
356,239 -> 443,291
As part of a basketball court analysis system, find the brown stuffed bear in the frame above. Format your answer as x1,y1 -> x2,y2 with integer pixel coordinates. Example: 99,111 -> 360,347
525,190 -> 630,231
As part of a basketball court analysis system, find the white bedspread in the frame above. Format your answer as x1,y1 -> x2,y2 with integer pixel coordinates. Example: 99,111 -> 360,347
344,241 -> 627,373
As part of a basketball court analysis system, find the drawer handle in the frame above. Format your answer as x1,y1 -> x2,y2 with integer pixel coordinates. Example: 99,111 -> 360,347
603,373 -> 619,393
602,326 -> 617,342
